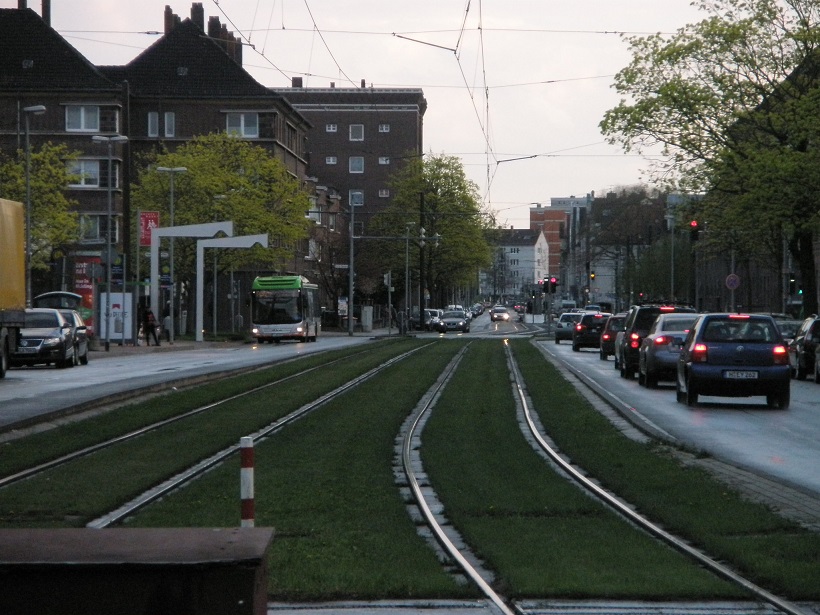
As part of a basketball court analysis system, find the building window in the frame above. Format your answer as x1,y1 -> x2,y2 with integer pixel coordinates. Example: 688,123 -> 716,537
349,190 -> 364,206
79,213 -> 118,243
378,157 -> 390,165
328,213 -> 336,232
226,112 -> 259,138
65,105 -> 100,132
326,156 -> 337,165
378,123 -> 390,133
147,112 -> 158,137
349,156 -> 364,173
326,123 -> 337,132
67,160 -> 100,187
349,124 -> 364,141
379,189 -> 390,198
164,112 -> 175,137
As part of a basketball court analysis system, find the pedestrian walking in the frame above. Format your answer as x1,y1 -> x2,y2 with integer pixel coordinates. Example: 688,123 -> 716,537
144,309 -> 160,346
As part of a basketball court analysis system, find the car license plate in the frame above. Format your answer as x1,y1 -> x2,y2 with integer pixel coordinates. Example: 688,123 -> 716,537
17,347 -> 38,354
724,370 -> 758,380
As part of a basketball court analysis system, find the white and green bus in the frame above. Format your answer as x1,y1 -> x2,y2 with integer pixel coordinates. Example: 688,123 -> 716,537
250,276 -> 320,343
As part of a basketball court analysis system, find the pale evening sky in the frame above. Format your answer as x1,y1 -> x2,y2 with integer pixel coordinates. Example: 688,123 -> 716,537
6,0 -> 706,227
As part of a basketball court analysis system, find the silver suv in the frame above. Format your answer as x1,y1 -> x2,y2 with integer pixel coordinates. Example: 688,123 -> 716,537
555,312 -> 583,343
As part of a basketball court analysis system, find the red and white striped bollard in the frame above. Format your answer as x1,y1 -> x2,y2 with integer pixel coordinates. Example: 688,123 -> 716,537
240,436 -> 255,528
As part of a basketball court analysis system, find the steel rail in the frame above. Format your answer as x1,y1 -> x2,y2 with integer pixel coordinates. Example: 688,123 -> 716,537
88,345 -> 429,529
401,343 -> 521,615
0,350 -> 368,489
505,342 -> 810,615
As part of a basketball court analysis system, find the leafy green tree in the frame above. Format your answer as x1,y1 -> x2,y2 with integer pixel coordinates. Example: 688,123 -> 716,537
0,142 -> 79,284
366,153 -> 493,308
130,133 -> 313,325
600,0 -> 820,313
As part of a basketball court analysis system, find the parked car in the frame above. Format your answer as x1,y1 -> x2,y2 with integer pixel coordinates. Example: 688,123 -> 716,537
490,306 -> 511,322
435,310 -> 470,333
770,317 -> 802,346
676,313 -> 790,408
572,312 -> 611,351
618,304 -> 697,379
554,312 -> 583,344
10,308 -> 77,369
59,309 -> 90,365
599,312 -> 627,361
788,314 -> 819,382
637,313 -> 699,387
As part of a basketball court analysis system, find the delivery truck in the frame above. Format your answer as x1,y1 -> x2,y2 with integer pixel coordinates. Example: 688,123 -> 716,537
0,198 -> 26,378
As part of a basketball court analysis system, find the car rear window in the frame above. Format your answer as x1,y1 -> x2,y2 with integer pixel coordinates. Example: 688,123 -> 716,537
702,318 -> 779,342
658,316 -> 698,331
25,313 -> 59,328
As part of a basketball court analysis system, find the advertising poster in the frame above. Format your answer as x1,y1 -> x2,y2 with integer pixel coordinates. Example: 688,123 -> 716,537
139,211 -> 160,247
99,292 -> 134,344
74,256 -> 100,335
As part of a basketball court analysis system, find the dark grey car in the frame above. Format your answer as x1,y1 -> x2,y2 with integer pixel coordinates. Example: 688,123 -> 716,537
59,309 -> 90,365
11,308 -> 77,369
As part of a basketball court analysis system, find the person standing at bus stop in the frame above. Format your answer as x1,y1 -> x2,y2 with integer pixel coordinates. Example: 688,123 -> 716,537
144,309 -> 160,346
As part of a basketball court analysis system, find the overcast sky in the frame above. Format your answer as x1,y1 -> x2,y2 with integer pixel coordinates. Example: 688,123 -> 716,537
8,0 -> 706,227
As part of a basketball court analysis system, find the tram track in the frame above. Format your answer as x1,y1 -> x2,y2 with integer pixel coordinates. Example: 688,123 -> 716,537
0,350 -> 367,489
87,343 -> 430,528
399,340 -> 812,615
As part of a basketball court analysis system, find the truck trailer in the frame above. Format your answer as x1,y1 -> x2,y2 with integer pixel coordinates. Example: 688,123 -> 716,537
0,199 -> 25,378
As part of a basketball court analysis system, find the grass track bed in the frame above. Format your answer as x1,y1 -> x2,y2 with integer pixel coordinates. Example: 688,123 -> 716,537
422,339 -> 740,599
511,339 -> 820,600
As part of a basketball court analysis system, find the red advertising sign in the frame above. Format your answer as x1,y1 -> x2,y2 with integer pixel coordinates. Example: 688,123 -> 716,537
139,211 -> 160,247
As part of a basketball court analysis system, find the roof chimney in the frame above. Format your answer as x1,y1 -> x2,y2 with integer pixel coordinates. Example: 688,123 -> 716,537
18,1 -> 26,9
41,0 -> 50,25
292,77 -> 303,88
330,82 -> 335,88
360,79 -> 366,88
191,3 -> 205,31
164,5 -> 180,34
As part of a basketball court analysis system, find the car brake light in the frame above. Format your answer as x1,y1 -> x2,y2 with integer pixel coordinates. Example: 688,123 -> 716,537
602,333 -> 611,341
654,336 -> 668,345
691,343 -> 708,362
575,324 -> 583,331
728,314 -> 750,319
629,332 -> 640,348
773,345 -> 788,365
660,306 -> 674,311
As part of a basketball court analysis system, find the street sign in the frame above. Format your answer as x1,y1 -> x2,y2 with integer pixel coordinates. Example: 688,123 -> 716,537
725,273 -> 740,290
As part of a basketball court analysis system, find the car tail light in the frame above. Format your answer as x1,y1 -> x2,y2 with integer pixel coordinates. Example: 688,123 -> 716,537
773,345 -> 788,365
654,335 -> 668,346
691,343 -> 708,362
629,332 -> 640,349
602,333 -> 611,341
575,324 -> 584,332
728,314 -> 750,319
660,306 -> 675,311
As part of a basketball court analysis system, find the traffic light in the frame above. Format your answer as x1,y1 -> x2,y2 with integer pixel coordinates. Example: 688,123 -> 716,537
418,226 -> 426,248
590,271 -> 596,281
549,276 -> 558,293
689,220 -> 700,241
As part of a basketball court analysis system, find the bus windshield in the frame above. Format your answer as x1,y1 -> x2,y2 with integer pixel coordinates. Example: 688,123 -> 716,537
253,290 -> 302,325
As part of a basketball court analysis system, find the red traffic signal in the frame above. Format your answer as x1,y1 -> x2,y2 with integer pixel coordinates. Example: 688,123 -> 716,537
690,220 -> 700,241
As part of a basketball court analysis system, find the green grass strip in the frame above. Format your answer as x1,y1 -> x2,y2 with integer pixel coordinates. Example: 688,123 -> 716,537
0,343 -> 391,478
128,340 -> 478,600
0,340 -> 421,529
511,339 -> 820,600
421,339 -> 741,600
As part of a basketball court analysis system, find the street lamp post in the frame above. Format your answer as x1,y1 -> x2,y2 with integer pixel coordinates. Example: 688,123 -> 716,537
665,213 -> 676,301
92,135 -> 128,352
23,104 -> 46,307
156,167 -> 187,344
405,222 -> 415,333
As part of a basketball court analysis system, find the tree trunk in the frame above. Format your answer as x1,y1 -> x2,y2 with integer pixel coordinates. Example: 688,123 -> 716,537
790,229 -> 818,316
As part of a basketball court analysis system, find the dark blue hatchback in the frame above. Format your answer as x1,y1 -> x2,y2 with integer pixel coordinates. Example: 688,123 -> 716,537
676,313 -> 791,409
